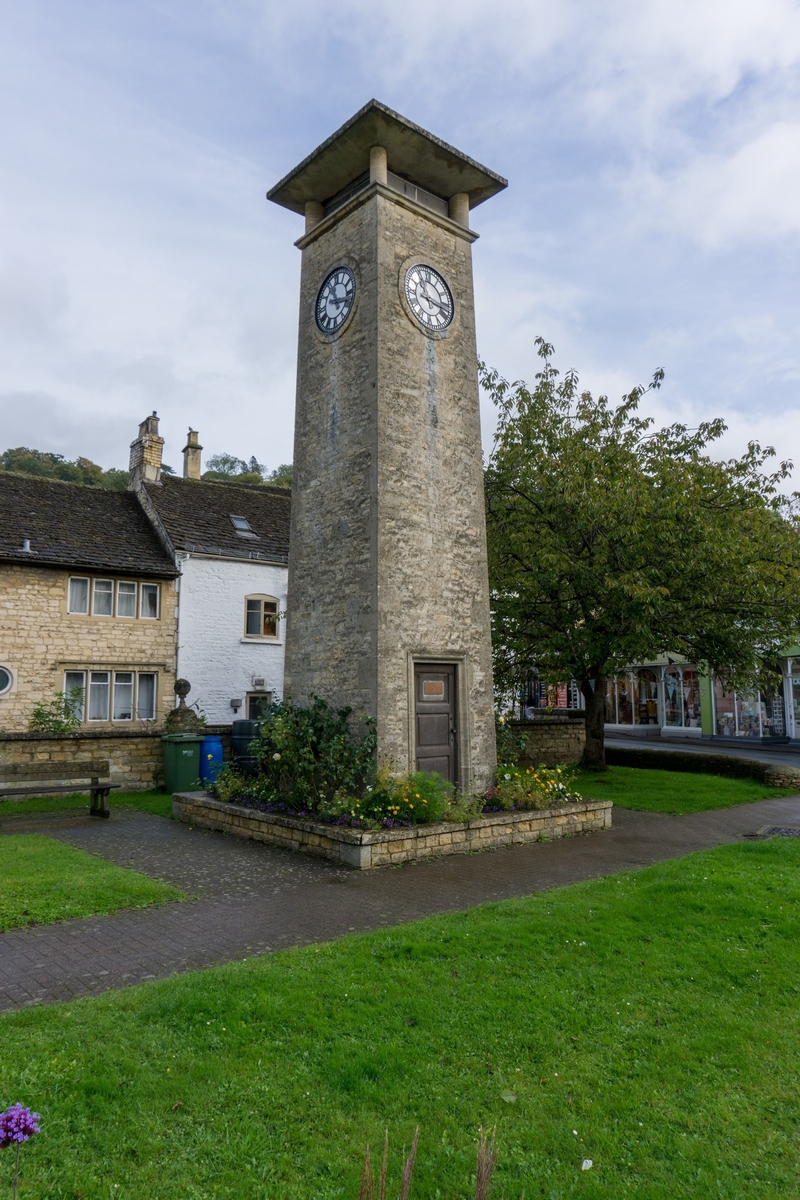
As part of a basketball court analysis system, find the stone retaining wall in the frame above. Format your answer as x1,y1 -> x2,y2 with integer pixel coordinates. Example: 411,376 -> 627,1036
172,792 -> 612,869
510,717 -> 586,767
0,727 -> 231,792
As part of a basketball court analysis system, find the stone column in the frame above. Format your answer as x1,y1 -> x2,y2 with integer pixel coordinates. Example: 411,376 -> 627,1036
305,201 -> 324,234
370,145 -> 388,186
448,193 -> 470,228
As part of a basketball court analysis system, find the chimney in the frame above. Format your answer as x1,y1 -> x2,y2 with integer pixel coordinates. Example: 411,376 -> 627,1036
182,429 -> 203,480
128,411 -> 164,488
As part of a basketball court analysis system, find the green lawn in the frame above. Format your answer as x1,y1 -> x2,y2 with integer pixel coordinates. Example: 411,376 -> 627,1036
0,788 -> 174,819
576,764 -> 796,814
1,840 -> 799,1198
0,834 -> 183,931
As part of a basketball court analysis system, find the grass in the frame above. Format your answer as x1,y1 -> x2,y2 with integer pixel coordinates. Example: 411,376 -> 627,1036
0,788 -> 174,820
0,834 -> 183,931
575,764 -> 796,814
1,839 -> 799,1198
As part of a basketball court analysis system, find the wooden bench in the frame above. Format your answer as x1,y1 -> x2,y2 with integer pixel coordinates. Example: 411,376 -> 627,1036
0,760 -> 120,818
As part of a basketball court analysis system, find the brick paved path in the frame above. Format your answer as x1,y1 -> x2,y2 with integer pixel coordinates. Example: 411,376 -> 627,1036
2,793 -> 799,1012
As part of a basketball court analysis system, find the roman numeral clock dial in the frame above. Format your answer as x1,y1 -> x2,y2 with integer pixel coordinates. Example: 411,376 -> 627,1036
404,264 -> 454,331
315,265 -> 356,335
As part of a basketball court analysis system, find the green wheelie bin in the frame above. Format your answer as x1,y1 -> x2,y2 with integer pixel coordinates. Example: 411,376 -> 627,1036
161,733 -> 204,793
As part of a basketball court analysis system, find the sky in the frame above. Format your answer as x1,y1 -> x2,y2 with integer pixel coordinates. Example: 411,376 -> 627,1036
1,0 -> 799,481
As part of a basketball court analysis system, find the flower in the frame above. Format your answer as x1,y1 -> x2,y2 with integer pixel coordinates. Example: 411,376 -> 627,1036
0,1105 -> 40,1148
504,773 -> 511,780
272,753 -> 281,761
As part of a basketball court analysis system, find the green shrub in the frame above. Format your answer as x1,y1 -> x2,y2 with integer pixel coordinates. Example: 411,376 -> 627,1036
28,689 -> 83,734
318,768 -> 455,826
488,763 -> 582,810
214,698 -> 377,812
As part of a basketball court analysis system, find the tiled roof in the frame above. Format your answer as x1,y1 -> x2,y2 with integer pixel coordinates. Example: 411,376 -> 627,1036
0,473 -> 178,577
143,475 -> 291,563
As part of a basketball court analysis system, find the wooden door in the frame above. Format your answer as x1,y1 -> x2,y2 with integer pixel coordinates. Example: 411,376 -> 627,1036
414,664 -> 457,783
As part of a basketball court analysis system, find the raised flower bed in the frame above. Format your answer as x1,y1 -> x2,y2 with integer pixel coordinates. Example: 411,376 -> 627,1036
171,791 -> 612,869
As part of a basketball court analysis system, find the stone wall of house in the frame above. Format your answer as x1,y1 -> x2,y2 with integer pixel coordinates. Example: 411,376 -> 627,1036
0,726 -> 232,791
510,717 -> 586,767
176,555 -> 288,723
0,563 -> 178,732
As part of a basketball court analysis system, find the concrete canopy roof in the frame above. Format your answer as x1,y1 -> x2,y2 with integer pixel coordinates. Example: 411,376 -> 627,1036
267,100 -> 507,216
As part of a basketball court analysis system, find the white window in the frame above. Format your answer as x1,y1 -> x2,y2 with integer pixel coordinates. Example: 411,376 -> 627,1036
0,665 -> 13,696
137,673 -> 157,720
64,670 -> 86,720
113,672 -> 134,721
88,671 -> 110,720
245,595 -> 279,639
68,577 -> 90,614
140,583 -> 160,619
117,581 -> 137,618
93,579 -> 113,616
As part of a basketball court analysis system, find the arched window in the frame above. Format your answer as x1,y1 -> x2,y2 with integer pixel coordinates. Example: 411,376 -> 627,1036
244,595 -> 280,639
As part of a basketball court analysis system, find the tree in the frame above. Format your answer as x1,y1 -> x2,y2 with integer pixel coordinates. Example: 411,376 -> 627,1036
0,447 -> 128,489
266,463 -> 293,488
482,339 -> 800,769
202,453 -> 292,488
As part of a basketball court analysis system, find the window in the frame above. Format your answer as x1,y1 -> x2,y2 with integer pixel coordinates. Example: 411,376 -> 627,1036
230,514 -> 254,534
68,577 -> 90,614
64,671 -> 86,720
247,692 -> 273,719
88,671 -> 110,720
117,581 -> 137,618
137,673 -> 157,720
140,583 -> 160,619
113,672 -> 134,720
0,665 -> 12,695
635,669 -> 659,725
245,596 -> 279,638
93,579 -> 113,616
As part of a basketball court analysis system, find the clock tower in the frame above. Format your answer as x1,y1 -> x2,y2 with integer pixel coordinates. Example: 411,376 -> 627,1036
268,101 -> 506,794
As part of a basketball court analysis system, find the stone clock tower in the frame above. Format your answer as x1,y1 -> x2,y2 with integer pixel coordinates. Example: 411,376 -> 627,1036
268,101 -> 506,793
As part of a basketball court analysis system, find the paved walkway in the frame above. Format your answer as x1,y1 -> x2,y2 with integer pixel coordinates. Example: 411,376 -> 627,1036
2,793 -> 800,1012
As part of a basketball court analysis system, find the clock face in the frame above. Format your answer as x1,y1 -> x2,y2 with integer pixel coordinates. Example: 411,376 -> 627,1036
315,265 -> 356,335
404,264 -> 454,331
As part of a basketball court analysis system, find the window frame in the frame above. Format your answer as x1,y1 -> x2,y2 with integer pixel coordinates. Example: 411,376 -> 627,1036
92,578 -> 114,617
87,671 -> 111,721
116,580 -> 138,619
63,670 -> 86,720
0,665 -> 14,696
243,594 -> 280,641
112,671 -> 135,722
136,672 -> 158,721
67,576 -> 90,615
140,583 -> 160,620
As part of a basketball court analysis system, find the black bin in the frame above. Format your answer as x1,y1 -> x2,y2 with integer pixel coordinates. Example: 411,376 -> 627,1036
231,719 -> 260,776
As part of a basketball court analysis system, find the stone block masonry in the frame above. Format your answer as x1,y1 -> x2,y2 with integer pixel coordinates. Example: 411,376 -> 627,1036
172,792 -> 612,869
511,717 -> 586,767
0,563 -> 178,731
0,727 -> 231,792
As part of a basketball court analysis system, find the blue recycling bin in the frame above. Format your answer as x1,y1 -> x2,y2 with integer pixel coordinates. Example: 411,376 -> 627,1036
199,735 -> 224,786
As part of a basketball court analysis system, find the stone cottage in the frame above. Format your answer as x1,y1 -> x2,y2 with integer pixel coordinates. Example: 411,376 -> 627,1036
0,472 -> 179,731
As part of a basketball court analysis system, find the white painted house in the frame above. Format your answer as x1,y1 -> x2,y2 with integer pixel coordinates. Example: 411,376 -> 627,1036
129,415 -> 290,723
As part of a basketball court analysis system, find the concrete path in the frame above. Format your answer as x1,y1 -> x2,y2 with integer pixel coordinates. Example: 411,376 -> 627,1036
2,793 -> 800,1013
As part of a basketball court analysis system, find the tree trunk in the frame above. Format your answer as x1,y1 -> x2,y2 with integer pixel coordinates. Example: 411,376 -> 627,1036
579,676 -> 607,771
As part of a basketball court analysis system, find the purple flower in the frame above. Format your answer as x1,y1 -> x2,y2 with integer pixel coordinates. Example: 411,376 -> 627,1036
0,1105 -> 40,1148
